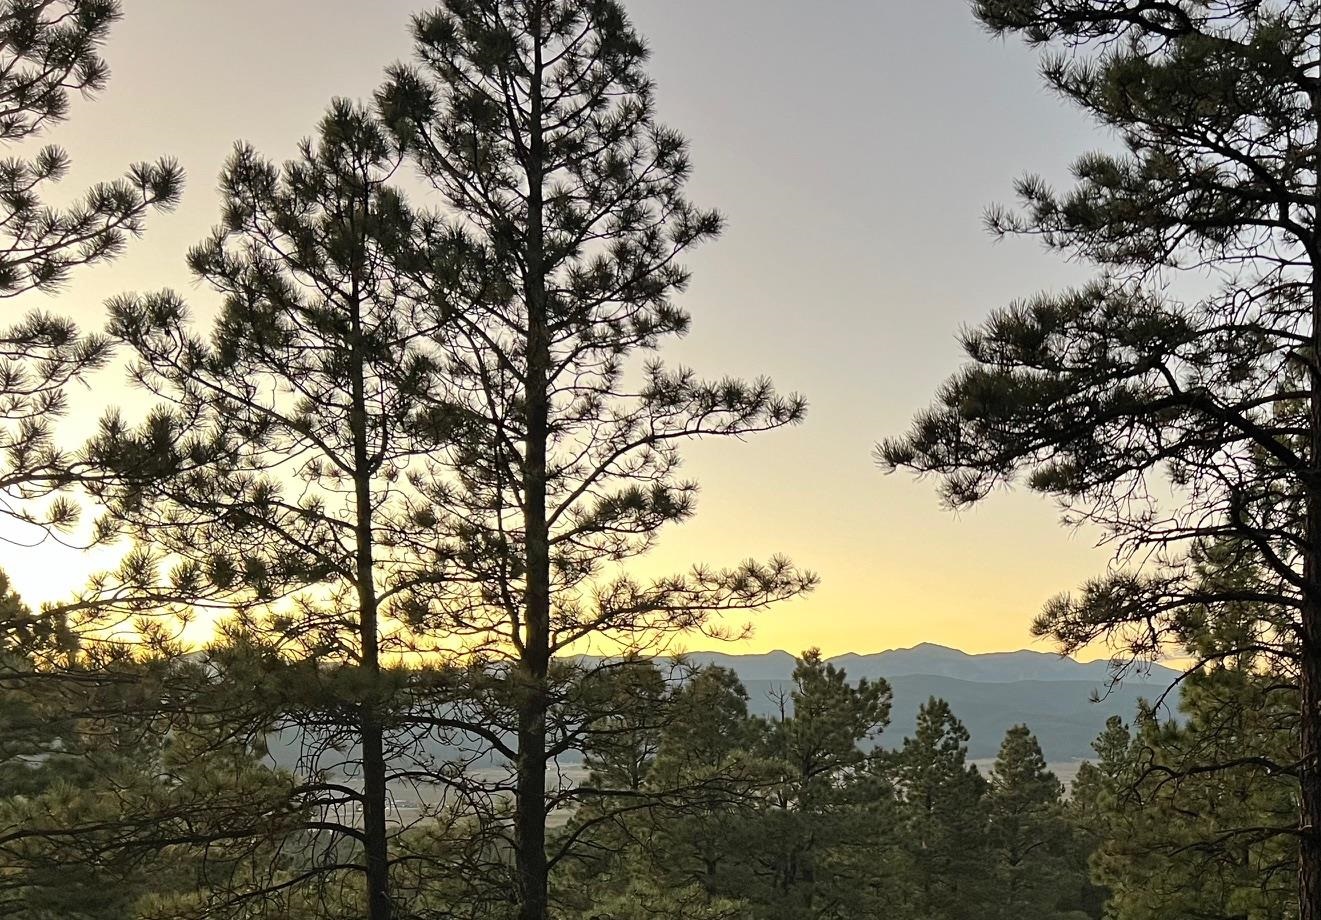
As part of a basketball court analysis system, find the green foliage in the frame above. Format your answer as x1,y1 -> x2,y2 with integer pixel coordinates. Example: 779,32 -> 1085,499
879,0 -> 1319,688
0,583 -> 302,919
579,658 -> 669,792
20,4 -> 1313,920
374,5 -> 815,917
556,663 -> 760,917
986,725 -> 1091,920
91,98 -> 445,618
745,650 -> 896,919
374,0 -> 815,656
0,0 -> 181,293
882,4 -> 1321,915
556,659 -> 1107,920
82,98 -> 467,920
890,698 -> 991,920
1074,667 -> 1297,920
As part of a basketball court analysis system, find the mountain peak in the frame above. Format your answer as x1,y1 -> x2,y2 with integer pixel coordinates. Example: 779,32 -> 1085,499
901,642 -> 971,656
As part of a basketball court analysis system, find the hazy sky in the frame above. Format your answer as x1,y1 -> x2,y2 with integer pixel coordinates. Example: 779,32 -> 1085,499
5,0 -> 1122,657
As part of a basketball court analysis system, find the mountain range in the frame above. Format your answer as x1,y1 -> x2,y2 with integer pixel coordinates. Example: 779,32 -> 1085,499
693,643 -> 1182,762
685,642 -> 1181,684
265,644 -> 1182,774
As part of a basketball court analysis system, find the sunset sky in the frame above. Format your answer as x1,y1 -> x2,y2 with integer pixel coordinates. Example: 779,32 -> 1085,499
4,0 -> 1121,658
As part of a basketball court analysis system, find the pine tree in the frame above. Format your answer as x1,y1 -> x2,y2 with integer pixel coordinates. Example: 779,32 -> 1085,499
620,665 -> 766,906
558,654 -> 898,920
986,725 -> 1090,920
1068,717 -> 1134,919
879,2 -> 1321,914
1074,667 -> 1297,920
892,698 -> 990,920
0,0 -> 181,535
751,650 -> 894,919
376,4 -> 815,918
555,663 -> 763,920
84,100 -> 458,920
0,6 -> 185,890
0,572 -> 301,920
576,657 -> 668,794
652,665 -> 761,782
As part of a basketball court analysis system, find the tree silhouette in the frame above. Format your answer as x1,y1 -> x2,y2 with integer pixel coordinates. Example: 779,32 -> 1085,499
376,3 -> 814,917
881,2 -> 1321,915
0,0 -> 180,535
84,101 -> 461,920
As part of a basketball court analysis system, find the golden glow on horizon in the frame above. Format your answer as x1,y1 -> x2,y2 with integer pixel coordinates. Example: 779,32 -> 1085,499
0,488 -> 1116,661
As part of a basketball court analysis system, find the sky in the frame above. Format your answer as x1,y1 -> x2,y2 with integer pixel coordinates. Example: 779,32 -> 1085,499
2,0 -> 1124,658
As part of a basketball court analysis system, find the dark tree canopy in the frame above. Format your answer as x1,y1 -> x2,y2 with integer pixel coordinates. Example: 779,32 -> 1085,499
82,100 -> 470,920
881,1 -> 1321,916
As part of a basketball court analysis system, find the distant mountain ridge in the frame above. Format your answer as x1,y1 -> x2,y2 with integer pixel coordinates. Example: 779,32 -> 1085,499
684,644 -> 1182,763
263,645 -> 1183,774
683,642 -> 1182,685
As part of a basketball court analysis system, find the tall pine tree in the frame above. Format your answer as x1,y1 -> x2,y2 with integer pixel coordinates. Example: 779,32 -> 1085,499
376,4 -> 814,918
891,697 -> 990,920
85,101 -> 460,920
881,2 -> 1321,914
751,650 -> 894,919
986,725 -> 1090,920
1073,659 -> 1297,919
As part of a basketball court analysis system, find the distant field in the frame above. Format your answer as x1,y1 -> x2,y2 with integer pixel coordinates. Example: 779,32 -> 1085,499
971,759 -> 1085,791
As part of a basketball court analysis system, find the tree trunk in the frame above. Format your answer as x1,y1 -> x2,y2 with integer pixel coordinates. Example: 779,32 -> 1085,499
361,711 -> 391,920
514,680 -> 549,920
349,271 -> 391,920
356,474 -> 392,920
515,10 -> 551,917
1302,81 -> 1321,920
1303,353 -> 1321,915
